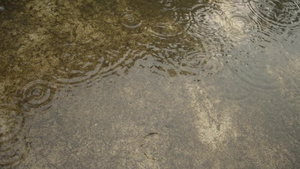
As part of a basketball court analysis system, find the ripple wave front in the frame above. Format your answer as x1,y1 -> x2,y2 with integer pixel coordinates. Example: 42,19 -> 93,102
137,40 -> 226,78
127,0 -> 192,39
120,10 -> 143,29
190,3 -> 227,37
53,43 -> 104,86
20,80 -> 57,111
218,2 -> 262,43
248,0 -> 300,28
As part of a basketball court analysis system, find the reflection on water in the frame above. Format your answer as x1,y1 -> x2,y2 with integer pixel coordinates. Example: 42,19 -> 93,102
0,0 -> 300,168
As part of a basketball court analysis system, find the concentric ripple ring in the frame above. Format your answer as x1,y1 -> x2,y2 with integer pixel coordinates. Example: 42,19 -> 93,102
248,0 -> 300,28
120,10 -> 143,29
21,80 -> 56,109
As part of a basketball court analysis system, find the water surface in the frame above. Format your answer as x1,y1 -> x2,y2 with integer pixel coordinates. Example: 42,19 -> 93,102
0,0 -> 299,168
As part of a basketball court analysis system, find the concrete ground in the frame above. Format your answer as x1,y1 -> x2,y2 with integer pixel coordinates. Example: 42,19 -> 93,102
0,0 -> 299,168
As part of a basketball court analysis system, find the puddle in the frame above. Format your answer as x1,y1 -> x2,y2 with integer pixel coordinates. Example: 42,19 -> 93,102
0,0 -> 299,168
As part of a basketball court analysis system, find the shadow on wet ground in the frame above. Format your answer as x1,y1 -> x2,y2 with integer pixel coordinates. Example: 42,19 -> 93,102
0,0 -> 300,168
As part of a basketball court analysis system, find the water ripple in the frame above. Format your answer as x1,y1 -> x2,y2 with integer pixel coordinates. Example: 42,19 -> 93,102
190,3 -> 227,36
88,46 -> 149,85
127,0 -> 192,39
53,44 -> 102,86
188,3 -> 231,64
248,0 -> 300,28
148,10 -> 191,38
120,10 -> 143,29
20,80 -> 56,111
102,46 -> 145,73
138,40 -> 225,78
219,2 -> 262,43
53,42 -> 148,87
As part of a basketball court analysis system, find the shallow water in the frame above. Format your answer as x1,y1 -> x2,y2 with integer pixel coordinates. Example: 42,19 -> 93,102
0,0 -> 299,168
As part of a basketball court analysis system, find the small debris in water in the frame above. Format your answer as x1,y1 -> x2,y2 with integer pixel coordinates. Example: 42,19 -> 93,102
0,6 -> 4,11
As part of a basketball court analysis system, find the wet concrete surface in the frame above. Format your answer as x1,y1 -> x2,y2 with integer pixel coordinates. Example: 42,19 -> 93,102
0,0 -> 300,168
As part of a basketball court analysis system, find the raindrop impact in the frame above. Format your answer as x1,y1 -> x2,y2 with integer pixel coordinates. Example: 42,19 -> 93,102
248,0 -> 300,28
20,80 -> 56,110
191,3 -> 227,36
120,10 -> 143,29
